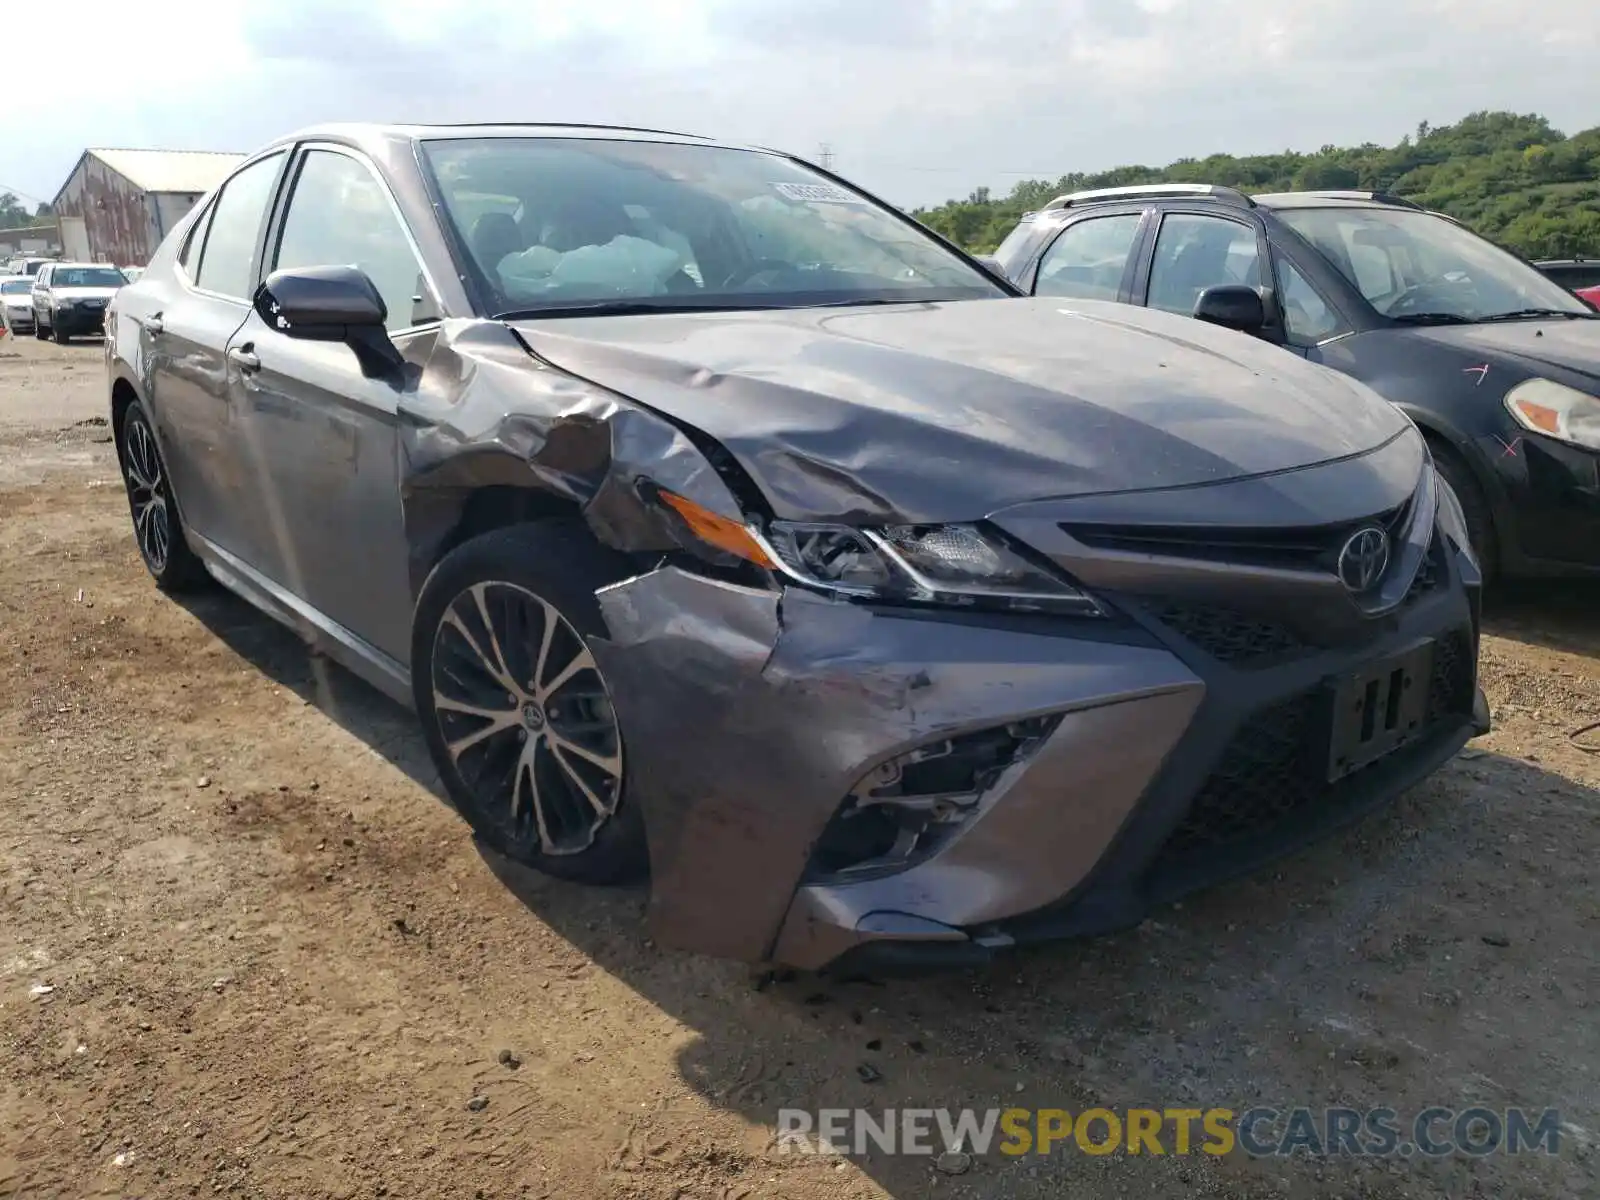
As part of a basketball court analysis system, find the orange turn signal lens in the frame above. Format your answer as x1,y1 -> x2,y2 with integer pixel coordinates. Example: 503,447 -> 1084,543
658,490 -> 776,568
1509,398 -> 1561,436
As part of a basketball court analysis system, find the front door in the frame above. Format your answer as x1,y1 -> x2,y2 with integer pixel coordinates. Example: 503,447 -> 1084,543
1140,209 -> 1273,328
229,144 -> 442,662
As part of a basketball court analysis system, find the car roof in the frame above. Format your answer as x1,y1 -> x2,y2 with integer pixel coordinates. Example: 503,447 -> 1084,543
257,121 -> 767,160
45,262 -> 120,272
1016,186 -> 1432,221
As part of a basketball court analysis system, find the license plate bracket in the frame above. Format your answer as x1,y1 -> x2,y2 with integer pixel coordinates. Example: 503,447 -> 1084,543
1326,639 -> 1434,782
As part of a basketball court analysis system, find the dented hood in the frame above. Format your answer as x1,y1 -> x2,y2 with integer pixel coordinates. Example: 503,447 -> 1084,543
512,297 -> 1410,524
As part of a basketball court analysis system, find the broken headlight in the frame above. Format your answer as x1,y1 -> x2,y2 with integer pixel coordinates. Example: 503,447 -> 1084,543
760,521 -> 1101,616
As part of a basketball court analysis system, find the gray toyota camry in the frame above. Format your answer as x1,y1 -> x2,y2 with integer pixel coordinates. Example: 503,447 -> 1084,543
104,123 -> 1490,971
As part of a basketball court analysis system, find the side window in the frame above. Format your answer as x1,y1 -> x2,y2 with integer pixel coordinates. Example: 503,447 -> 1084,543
34,266 -> 49,288
1277,258 -> 1347,344
274,149 -> 436,334
1147,213 -> 1262,316
1033,214 -> 1142,300
179,201 -> 215,276
194,152 -> 285,300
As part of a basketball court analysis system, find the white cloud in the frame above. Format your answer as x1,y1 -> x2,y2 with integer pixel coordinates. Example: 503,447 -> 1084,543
3,0 -> 1597,210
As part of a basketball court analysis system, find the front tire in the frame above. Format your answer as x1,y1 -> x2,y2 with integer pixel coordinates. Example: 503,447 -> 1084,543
413,521 -> 647,885
52,321 -> 69,344
117,399 -> 208,591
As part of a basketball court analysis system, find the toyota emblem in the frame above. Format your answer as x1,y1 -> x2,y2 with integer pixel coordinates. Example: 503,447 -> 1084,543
1337,527 -> 1390,593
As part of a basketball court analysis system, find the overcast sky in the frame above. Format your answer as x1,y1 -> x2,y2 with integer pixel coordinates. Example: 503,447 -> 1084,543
8,0 -> 1598,210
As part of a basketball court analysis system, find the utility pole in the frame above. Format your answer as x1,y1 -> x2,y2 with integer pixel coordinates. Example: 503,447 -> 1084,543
817,143 -> 835,171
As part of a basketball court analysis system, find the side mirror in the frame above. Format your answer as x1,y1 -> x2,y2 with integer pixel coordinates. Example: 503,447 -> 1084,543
254,264 -> 386,336
1193,284 -> 1267,335
253,264 -> 402,378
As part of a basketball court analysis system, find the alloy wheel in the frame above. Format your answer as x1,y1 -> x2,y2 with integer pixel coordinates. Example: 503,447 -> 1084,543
123,415 -> 172,574
430,581 -> 623,855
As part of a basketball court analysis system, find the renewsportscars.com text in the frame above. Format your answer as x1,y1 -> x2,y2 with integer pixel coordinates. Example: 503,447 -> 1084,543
776,1106 -> 1563,1158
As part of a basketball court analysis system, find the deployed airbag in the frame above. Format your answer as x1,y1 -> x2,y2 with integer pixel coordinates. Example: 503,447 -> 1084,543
499,235 -> 685,295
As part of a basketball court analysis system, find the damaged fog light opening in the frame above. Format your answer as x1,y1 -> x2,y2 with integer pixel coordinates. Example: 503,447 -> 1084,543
762,520 -> 1102,615
807,715 -> 1063,881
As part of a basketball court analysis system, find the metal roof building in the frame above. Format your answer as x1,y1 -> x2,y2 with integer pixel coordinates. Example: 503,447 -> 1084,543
51,148 -> 245,267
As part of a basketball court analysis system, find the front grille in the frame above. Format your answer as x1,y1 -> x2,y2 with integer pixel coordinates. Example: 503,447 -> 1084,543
1160,691 -> 1319,855
1062,498 -> 1412,575
1147,600 -> 1306,666
1134,525 -> 1450,669
1156,629 -> 1476,864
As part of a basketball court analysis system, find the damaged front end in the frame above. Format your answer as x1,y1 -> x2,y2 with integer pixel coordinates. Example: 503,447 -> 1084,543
392,319 -> 1207,970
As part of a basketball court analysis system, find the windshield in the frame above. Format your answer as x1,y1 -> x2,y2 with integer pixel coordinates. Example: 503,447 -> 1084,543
1278,208 -> 1589,321
421,137 -> 1004,315
52,266 -> 126,288
0,279 -> 30,295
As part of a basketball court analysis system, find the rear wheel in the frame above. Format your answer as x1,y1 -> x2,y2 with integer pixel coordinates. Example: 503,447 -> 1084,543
413,521 -> 647,885
1429,438 -> 1497,582
118,400 -> 208,591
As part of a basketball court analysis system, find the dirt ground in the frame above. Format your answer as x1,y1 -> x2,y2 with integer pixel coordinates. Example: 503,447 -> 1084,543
1,333 -> 1597,1199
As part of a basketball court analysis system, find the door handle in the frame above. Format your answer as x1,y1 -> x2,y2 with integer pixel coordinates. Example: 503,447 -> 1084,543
227,346 -> 261,371
145,314 -> 164,334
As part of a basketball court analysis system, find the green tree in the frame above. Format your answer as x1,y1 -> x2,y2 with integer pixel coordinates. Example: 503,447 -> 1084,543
0,193 -> 30,227
912,110 -> 1600,259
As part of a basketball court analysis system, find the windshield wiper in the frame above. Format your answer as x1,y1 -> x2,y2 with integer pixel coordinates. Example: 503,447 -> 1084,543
1387,312 -> 1473,325
494,300 -> 782,320
1476,308 -> 1597,322
800,297 -> 933,309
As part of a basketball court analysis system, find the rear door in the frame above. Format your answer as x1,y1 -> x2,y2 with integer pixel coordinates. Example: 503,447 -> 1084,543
143,151 -> 288,567
225,143 -> 443,661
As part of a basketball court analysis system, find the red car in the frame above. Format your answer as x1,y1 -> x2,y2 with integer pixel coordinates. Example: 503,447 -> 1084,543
1534,259 -> 1600,309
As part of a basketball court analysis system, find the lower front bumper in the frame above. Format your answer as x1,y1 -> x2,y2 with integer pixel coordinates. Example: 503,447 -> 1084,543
825,685 -> 1486,975
1485,428 -> 1600,575
593,554 -> 1486,972
53,311 -> 106,336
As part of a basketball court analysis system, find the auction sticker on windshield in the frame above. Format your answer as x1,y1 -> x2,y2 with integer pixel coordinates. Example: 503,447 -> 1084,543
771,181 -> 868,204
